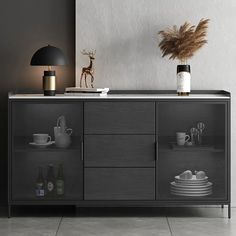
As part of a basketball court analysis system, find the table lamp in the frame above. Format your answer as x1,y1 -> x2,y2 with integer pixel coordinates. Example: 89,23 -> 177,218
30,45 -> 67,96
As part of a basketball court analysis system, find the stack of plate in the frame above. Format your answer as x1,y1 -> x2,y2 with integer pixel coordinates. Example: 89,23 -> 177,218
170,175 -> 213,197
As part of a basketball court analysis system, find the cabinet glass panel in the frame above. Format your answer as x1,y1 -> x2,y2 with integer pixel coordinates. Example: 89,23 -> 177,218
157,102 -> 228,200
10,101 -> 83,201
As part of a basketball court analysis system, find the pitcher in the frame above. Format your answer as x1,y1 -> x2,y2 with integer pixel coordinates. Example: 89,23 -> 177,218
54,116 -> 73,148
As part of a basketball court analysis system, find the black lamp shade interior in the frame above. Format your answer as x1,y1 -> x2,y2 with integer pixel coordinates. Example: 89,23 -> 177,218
30,45 -> 68,66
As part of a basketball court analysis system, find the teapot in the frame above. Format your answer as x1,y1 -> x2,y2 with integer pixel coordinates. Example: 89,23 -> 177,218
54,116 -> 73,148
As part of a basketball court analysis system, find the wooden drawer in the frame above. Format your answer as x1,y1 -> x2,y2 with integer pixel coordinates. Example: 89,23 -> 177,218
84,135 -> 155,167
84,102 -> 155,134
84,168 -> 155,200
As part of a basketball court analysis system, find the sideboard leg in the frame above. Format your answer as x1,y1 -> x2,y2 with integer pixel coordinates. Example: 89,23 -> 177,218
221,205 -> 224,209
228,204 -> 231,219
8,205 -> 11,218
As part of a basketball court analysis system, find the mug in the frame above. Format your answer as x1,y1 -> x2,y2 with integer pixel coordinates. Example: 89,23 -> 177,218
33,134 -> 51,144
176,132 -> 190,146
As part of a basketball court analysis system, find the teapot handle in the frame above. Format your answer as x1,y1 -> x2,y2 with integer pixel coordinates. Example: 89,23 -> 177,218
57,116 -> 66,131
66,128 -> 73,136
57,116 -> 62,127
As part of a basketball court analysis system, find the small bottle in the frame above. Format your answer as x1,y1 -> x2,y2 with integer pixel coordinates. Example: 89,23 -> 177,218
177,65 -> 191,96
46,164 -> 55,197
56,164 -> 65,196
35,167 -> 45,197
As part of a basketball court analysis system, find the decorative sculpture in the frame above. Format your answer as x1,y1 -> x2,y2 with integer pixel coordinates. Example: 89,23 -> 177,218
80,49 -> 96,88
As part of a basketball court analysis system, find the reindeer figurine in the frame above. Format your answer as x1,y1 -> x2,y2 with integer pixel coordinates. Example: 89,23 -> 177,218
80,49 -> 96,88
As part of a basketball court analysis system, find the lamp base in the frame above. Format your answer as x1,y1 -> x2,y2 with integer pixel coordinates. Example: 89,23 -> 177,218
43,71 -> 56,96
44,90 -> 56,96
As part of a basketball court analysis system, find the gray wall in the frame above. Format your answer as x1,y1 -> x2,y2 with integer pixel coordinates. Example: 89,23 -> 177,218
76,0 -> 236,205
0,0 -> 75,204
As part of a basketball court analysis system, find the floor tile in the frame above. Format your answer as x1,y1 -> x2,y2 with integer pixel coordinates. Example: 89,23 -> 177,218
0,217 -> 60,236
168,217 -> 236,236
168,208 -> 236,236
57,217 -> 171,236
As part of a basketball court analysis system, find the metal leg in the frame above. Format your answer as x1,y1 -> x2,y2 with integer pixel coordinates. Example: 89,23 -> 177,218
8,205 -> 11,218
228,204 -> 231,219
221,204 -> 224,209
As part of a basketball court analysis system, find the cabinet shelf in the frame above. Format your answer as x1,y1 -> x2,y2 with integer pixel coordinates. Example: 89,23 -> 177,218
13,136 -> 82,153
159,143 -> 224,153
158,136 -> 225,153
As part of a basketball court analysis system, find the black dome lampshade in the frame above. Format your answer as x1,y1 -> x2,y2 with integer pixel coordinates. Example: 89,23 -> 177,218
30,45 -> 68,96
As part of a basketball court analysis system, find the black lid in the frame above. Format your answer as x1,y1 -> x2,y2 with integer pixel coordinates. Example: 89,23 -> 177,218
177,65 -> 191,73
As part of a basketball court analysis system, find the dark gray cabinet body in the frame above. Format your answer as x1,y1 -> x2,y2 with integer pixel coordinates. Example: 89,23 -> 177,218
8,90 -> 231,217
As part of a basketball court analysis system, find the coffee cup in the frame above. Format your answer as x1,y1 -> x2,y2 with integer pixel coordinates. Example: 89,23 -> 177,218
33,134 -> 51,144
176,132 -> 190,146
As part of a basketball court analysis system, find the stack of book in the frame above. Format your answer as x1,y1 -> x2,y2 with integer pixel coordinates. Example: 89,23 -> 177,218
64,87 -> 109,96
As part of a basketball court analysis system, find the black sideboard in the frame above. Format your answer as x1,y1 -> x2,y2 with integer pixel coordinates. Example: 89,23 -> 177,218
8,90 -> 231,217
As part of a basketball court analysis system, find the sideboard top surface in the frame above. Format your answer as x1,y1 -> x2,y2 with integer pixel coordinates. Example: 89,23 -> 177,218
9,90 -> 230,100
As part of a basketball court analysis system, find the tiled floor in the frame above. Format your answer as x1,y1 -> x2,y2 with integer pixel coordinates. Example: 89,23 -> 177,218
0,207 -> 234,236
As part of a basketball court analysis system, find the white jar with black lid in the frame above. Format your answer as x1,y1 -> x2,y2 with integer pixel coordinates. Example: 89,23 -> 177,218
177,65 -> 191,96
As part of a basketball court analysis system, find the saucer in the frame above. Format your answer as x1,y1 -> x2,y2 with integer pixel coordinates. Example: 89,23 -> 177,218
29,141 -> 55,148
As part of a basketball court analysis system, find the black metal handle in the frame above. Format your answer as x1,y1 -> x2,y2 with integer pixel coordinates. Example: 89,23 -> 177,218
155,140 -> 158,161
81,140 -> 84,161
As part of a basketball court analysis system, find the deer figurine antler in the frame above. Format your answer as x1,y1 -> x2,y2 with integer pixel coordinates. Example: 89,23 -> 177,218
80,49 -> 96,88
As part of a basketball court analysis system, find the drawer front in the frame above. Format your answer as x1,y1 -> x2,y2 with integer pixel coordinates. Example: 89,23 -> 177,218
84,135 -> 155,167
84,168 -> 155,200
84,102 -> 155,134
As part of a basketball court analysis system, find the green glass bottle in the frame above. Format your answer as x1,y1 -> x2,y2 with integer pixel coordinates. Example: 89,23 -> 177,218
35,167 -> 45,197
46,164 -> 55,197
56,164 -> 65,196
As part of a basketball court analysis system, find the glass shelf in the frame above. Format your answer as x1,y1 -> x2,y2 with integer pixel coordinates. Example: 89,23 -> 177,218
13,136 -> 82,153
159,144 -> 224,153
158,136 -> 225,153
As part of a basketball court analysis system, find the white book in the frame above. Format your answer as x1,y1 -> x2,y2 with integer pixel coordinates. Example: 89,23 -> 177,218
65,87 -> 109,93
64,92 -> 108,96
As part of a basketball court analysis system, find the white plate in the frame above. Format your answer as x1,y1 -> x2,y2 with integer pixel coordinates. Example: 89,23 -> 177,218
171,182 -> 212,189
171,191 -> 212,197
170,189 -> 212,194
171,186 -> 212,191
29,141 -> 55,148
171,191 -> 212,196
175,181 -> 208,187
174,181 -> 209,186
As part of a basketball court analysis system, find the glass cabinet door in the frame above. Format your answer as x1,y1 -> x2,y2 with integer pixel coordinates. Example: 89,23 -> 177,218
157,101 -> 228,201
10,101 -> 83,201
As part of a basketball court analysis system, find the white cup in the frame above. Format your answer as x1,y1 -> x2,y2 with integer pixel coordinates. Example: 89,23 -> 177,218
176,132 -> 190,146
33,134 -> 51,144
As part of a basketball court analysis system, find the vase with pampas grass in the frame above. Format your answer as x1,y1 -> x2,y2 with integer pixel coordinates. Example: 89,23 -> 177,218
158,18 -> 209,95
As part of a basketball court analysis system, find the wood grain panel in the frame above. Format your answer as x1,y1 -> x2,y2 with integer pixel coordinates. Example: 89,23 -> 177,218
84,135 -> 155,167
84,102 -> 155,134
84,168 -> 155,200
